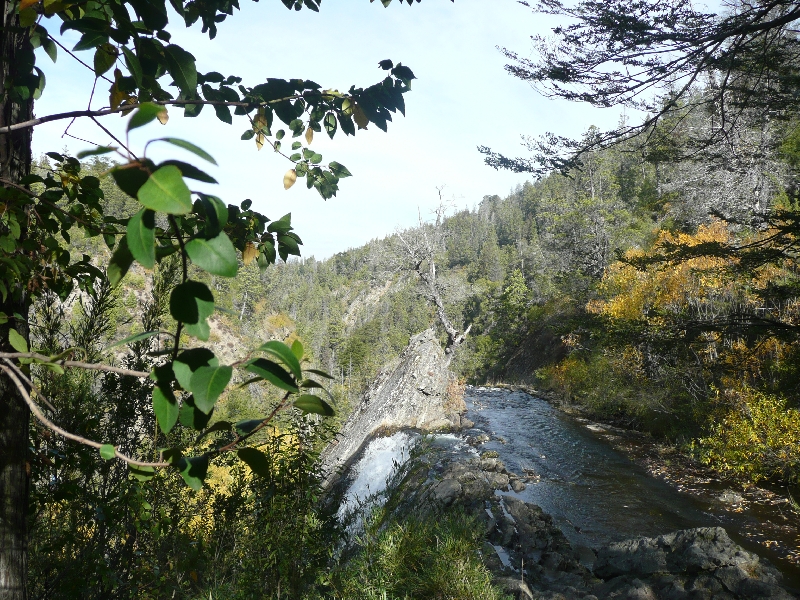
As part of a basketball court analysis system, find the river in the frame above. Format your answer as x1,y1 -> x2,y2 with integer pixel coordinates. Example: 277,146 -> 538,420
464,386 -> 800,588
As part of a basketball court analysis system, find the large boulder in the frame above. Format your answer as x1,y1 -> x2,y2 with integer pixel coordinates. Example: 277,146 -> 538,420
594,527 -> 794,599
319,328 -> 463,487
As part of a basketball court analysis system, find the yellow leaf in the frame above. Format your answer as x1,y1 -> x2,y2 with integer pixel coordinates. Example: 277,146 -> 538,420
255,108 -> 267,131
283,169 -> 297,190
353,103 -> 369,130
19,0 -> 40,11
109,69 -> 129,111
243,243 -> 259,266
157,108 -> 169,125
305,127 -> 313,145
255,132 -> 265,151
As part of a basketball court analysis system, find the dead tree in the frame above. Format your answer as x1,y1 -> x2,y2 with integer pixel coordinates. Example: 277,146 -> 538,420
394,191 -> 471,359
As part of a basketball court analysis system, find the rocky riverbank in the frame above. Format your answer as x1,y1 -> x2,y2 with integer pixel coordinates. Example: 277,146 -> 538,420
499,383 -> 800,577
370,430 -> 797,599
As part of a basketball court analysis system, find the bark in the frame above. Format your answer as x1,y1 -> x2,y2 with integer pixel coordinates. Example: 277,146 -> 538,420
0,0 -> 33,597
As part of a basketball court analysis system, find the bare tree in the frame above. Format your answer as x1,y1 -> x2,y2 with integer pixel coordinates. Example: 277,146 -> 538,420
393,189 -> 472,359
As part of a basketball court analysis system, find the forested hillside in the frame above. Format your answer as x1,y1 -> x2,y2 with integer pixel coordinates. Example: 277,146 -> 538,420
7,0 -> 800,595
146,89 -> 800,489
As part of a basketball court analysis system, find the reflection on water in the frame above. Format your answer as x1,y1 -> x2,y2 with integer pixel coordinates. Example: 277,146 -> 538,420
464,386 -> 800,587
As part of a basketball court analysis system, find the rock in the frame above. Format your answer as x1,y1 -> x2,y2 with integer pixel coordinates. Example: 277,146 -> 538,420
486,472 -> 510,490
595,527 -> 759,579
718,489 -> 744,505
431,478 -> 461,506
594,527 -> 794,600
494,576 -> 535,600
461,417 -> 475,428
319,328 -> 463,487
511,479 -> 527,492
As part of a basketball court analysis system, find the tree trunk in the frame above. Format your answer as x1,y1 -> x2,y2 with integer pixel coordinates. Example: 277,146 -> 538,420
0,0 -> 33,597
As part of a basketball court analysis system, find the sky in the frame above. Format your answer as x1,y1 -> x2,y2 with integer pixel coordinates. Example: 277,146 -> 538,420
31,0 -> 624,259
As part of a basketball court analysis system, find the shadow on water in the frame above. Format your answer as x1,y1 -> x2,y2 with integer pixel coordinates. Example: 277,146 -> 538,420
464,386 -> 800,589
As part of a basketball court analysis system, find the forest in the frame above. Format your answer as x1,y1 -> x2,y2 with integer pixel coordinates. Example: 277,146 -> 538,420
3,0 -> 800,598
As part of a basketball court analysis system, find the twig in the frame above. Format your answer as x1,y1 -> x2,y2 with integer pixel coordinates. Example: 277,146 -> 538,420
50,37 -> 114,85
0,97 -> 303,134
0,359 -> 168,468
0,351 -> 150,378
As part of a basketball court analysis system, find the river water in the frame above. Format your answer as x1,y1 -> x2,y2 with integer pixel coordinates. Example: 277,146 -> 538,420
464,386 -> 800,588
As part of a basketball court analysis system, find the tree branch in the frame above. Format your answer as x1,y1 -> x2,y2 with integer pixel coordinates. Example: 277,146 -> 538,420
0,359 -> 168,468
0,352 -> 150,378
0,96 -> 309,135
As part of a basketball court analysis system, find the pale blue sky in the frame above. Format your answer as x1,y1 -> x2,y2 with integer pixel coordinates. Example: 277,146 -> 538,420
32,0 -> 622,258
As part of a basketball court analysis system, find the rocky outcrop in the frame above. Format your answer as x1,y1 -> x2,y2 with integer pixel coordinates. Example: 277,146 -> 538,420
319,328 -> 463,487
592,528 -> 795,600
369,435 -> 797,600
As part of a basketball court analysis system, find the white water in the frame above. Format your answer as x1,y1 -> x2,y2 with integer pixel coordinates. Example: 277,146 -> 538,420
337,431 -> 418,522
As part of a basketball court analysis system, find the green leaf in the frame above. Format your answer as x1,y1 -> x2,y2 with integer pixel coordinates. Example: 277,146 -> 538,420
179,396 -> 214,430
99,444 -> 116,460
8,328 -> 27,353
304,368 -> 334,380
42,37 -> 57,63
291,339 -> 304,360
194,420 -> 231,444
39,362 -> 65,375
153,383 -> 179,434
0,312 -> 7,325
121,46 -> 143,88
267,213 -> 292,234
197,194 -> 227,237
73,31 -> 106,52
151,138 -> 217,165
170,281 -> 214,341
173,348 -> 217,389
127,102 -> 164,132
293,394 -> 334,416
129,465 -> 155,482
108,236 -> 134,286
257,340 -> 302,380
329,161 -> 352,178
126,208 -> 156,269
234,418 -> 264,436
245,358 -> 298,393
138,166 -> 192,215
104,330 -> 165,351
177,455 -> 208,491
237,447 -> 270,476
190,365 -> 232,414
164,44 -> 197,95
93,43 -> 117,76
324,112 -> 337,139
159,160 -> 217,183
185,232 -> 238,277
111,161 -> 153,198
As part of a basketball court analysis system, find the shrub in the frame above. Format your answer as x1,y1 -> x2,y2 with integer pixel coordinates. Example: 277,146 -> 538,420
696,388 -> 800,484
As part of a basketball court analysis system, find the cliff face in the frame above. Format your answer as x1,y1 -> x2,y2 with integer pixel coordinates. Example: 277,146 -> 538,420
319,328 -> 464,487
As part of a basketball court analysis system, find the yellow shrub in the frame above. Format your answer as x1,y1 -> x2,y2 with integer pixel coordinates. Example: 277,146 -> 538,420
697,387 -> 800,483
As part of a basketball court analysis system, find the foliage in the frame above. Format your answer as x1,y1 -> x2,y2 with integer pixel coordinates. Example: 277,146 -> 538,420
331,508 -> 508,600
481,0 -> 800,175
696,387 -> 800,484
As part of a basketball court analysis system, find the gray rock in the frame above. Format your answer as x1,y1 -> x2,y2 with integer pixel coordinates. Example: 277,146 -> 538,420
486,472 -> 510,490
594,527 -> 795,599
511,478 -> 527,492
594,527 -> 758,579
431,478 -> 461,506
319,328 -> 463,487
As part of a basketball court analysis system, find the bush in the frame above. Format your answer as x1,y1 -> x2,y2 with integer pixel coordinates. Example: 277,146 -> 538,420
696,388 -> 800,484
